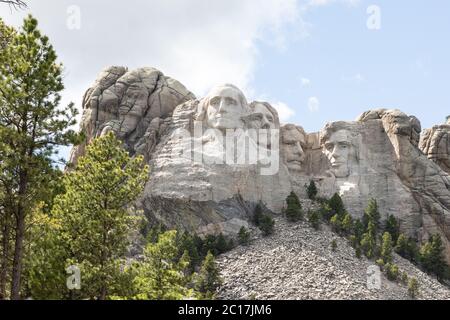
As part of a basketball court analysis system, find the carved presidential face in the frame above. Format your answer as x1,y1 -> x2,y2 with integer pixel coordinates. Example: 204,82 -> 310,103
252,103 -> 277,130
323,130 -> 353,178
206,85 -> 247,130
281,125 -> 306,172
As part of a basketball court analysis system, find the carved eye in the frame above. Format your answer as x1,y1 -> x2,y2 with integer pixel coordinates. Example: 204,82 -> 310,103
225,97 -> 237,105
325,143 -> 333,151
210,97 -> 220,106
267,115 -> 273,122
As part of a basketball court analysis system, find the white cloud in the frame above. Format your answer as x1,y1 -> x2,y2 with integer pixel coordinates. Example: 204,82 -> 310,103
308,96 -> 320,112
271,101 -> 296,123
300,77 -> 311,87
307,0 -> 361,7
341,73 -> 365,83
0,0 -> 302,102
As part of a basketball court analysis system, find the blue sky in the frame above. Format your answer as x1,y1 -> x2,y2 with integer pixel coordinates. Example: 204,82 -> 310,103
1,0 -> 449,139
252,0 -> 450,131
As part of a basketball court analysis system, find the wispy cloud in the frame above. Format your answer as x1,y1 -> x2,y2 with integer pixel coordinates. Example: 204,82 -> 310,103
300,77 -> 311,87
272,101 -> 296,122
308,96 -> 320,112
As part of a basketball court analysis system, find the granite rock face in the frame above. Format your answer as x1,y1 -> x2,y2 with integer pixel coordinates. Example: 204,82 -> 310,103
70,67 -> 450,261
420,120 -> 450,175
69,66 -> 195,165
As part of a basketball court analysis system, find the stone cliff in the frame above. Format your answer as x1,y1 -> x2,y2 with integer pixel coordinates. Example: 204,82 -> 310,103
70,66 -> 450,262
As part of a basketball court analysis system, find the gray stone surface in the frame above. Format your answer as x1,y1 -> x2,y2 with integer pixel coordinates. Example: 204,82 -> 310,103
217,216 -> 450,300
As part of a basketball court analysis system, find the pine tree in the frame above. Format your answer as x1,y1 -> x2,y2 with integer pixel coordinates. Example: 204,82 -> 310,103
215,234 -> 229,254
285,191 -> 303,222
361,221 -> 377,259
0,16 -> 79,299
331,239 -> 337,252
385,263 -> 399,281
51,133 -> 148,299
132,230 -> 195,300
384,214 -> 400,243
328,193 -> 345,217
341,213 -> 353,235
308,210 -> 320,230
252,203 -> 264,226
420,234 -> 448,281
306,180 -> 318,200
353,219 -> 365,243
195,251 -> 222,299
238,226 -> 251,245
259,215 -> 275,236
363,199 -> 381,232
407,277 -> 419,299
395,233 -> 408,258
330,214 -> 342,234
381,232 -> 393,264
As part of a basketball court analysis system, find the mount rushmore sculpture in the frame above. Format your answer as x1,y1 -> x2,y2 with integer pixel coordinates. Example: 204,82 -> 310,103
70,66 -> 450,262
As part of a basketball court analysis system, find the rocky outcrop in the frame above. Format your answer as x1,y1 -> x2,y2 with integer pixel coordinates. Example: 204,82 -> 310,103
70,66 -> 450,262
69,66 -> 195,165
420,120 -> 450,175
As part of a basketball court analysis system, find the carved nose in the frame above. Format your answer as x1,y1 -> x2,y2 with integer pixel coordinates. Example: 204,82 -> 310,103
218,99 -> 227,112
261,122 -> 271,129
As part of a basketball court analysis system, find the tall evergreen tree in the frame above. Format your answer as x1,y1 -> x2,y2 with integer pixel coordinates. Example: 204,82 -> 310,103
195,251 -> 223,299
131,230 -> 194,300
384,214 -> 400,243
328,193 -> 345,217
381,232 -> 393,263
305,180 -> 318,200
363,199 -> 381,232
0,16 -> 79,299
285,191 -> 303,222
51,133 -> 148,299
420,234 -> 448,281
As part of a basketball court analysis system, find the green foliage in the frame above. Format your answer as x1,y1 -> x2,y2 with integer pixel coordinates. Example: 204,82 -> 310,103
384,215 -> 400,243
419,234 -> 448,281
355,246 -> 362,259
363,199 -> 381,232
259,215 -> 275,236
0,15 -> 80,298
305,180 -> 318,200
360,221 -> 377,259
320,203 -> 334,222
194,251 -> 222,299
129,230 -> 195,300
285,192 -> 303,222
395,234 -> 419,262
252,203 -> 264,226
353,219 -> 365,243
328,193 -> 345,217
23,204 -> 68,299
341,213 -> 353,235
376,258 -> 384,268
401,271 -> 408,284
330,214 -> 342,234
407,277 -> 419,299
380,232 -> 393,264
177,232 -> 201,272
252,204 -> 275,236
385,263 -> 399,281
50,133 -> 148,299
238,227 -> 251,246
203,233 -> 233,256
307,210 -> 320,230
331,239 -> 337,252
